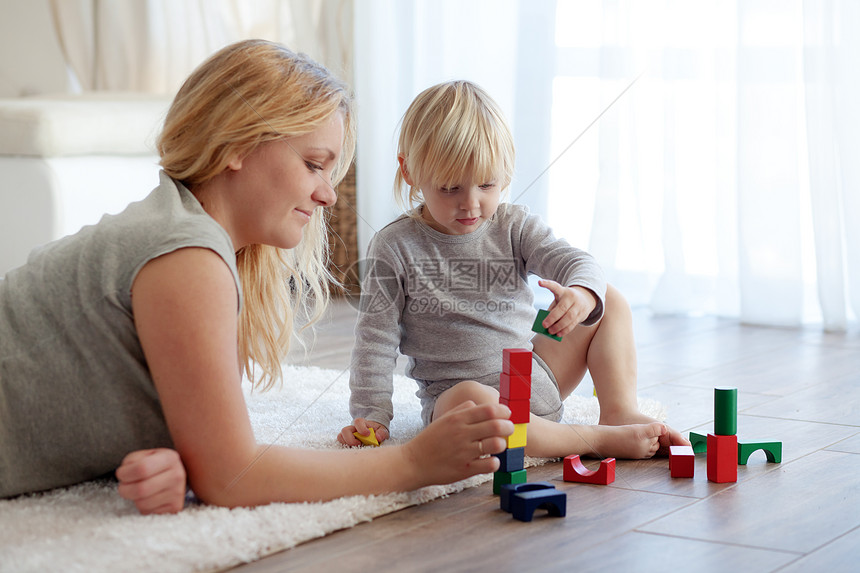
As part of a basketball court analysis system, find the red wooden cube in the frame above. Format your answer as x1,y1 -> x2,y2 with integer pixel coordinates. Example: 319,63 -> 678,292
500,372 -> 531,400
500,396 -> 530,424
502,348 -> 532,377
669,445 -> 695,478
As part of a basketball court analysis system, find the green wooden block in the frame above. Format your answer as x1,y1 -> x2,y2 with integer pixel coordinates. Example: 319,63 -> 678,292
738,441 -> 782,464
493,469 -> 528,495
532,309 -> 562,341
714,387 -> 738,435
689,431 -> 707,453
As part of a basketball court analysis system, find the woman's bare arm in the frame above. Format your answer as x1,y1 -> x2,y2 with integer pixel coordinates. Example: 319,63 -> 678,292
132,248 -> 512,508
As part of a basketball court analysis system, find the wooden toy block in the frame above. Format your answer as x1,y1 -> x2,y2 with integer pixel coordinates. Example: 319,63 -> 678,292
500,396 -> 530,424
353,427 -> 379,447
500,372 -> 531,400
531,309 -> 562,341
493,469 -> 527,495
669,445 -> 695,478
509,489 -> 567,522
562,455 -> 616,485
738,441 -> 782,464
502,348 -> 532,377
707,433 -> 738,483
506,423 -> 528,449
494,446 -> 525,473
714,387 -> 738,436
689,431 -> 707,453
499,481 -> 555,513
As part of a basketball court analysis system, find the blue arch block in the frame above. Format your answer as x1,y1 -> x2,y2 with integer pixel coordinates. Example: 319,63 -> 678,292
510,489 -> 567,522
500,481 -> 555,513
500,482 -> 567,522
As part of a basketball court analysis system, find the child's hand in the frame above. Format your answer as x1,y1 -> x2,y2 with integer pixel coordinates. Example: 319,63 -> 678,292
537,280 -> 599,337
116,448 -> 187,515
337,418 -> 390,446
402,401 -> 514,486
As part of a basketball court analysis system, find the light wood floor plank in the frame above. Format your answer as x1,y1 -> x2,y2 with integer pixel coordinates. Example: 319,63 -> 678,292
230,301 -> 860,571
638,450 -> 860,553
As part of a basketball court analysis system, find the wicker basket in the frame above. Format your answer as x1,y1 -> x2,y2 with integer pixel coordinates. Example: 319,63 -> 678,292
327,162 -> 360,296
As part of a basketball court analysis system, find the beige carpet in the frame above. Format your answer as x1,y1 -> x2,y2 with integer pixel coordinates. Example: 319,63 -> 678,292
0,365 -> 666,573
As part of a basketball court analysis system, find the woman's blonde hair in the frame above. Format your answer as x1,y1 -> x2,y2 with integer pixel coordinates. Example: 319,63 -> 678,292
157,39 -> 356,391
394,80 -> 515,213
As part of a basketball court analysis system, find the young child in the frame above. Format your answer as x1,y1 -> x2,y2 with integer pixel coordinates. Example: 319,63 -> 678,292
338,80 -> 687,459
0,44 -> 513,514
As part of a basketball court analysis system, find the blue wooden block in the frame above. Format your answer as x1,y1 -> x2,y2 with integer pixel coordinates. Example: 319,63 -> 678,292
494,447 -> 525,473
499,481 -> 555,513
510,489 -> 567,522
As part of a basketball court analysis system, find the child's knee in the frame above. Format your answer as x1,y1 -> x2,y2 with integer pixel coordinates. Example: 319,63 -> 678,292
458,379 -> 499,401
605,284 -> 632,320
439,380 -> 499,408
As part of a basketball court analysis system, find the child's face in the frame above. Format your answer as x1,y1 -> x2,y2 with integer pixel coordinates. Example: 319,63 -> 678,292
417,175 -> 502,235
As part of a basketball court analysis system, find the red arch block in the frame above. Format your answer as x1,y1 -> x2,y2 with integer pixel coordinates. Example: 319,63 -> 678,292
563,455 -> 616,485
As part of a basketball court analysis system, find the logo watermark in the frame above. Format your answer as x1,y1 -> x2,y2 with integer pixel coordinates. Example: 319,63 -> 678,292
343,256 -> 520,317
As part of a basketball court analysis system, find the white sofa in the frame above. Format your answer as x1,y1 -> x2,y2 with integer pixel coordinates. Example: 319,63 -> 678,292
0,95 -> 169,276
0,1 -> 170,276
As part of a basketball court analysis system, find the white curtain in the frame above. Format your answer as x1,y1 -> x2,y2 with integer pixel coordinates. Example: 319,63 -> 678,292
48,0 -> 352,95
803,0 -> 860,331
354,0 -> 860,331
563,0 -> 859,330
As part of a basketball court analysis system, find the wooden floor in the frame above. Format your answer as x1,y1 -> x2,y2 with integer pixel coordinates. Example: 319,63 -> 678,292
234,300 -> 860,573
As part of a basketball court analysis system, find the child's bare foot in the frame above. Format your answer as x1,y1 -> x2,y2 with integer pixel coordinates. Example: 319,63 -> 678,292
599,409 -> 689,455
583,422 -> 665,459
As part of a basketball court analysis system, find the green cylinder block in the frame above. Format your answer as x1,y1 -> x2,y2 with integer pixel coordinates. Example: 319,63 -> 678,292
714,387 -> 737,435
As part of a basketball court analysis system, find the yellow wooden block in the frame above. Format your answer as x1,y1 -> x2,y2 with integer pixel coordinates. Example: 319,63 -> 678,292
353,427 -> 380,446
506,423 -> 528,449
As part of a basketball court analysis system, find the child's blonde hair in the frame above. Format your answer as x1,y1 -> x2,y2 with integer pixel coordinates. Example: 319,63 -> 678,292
157,39 -> 356,391
394,80 -> 515,213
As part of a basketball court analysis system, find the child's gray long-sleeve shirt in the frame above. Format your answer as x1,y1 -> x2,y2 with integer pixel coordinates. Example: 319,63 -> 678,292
348,203 -> 607,428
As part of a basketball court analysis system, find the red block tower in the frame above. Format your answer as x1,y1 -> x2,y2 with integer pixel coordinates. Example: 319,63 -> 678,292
493,348 -> 531,494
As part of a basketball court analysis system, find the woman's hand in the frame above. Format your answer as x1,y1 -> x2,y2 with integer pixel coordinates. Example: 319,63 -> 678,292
116,448 -> 187,515
537,280 -> 599,337
401,401 -> 514,487
337,418 -> 390,446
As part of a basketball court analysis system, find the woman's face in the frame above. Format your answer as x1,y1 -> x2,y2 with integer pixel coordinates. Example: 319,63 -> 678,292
223,112 -> 344,250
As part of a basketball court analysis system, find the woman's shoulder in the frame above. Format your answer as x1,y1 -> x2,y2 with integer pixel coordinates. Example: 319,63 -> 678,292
92,173 -> 239,304
110,173 -> 233,254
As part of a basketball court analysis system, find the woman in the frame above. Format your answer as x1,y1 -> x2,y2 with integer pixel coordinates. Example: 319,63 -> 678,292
0,40 -> 513,513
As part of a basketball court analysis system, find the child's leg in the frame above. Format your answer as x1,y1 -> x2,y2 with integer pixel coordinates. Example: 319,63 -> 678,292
432,379 -> 665,459
533,284 -> 638,416
533,284 -> 688,452
432,380 -> 500,421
